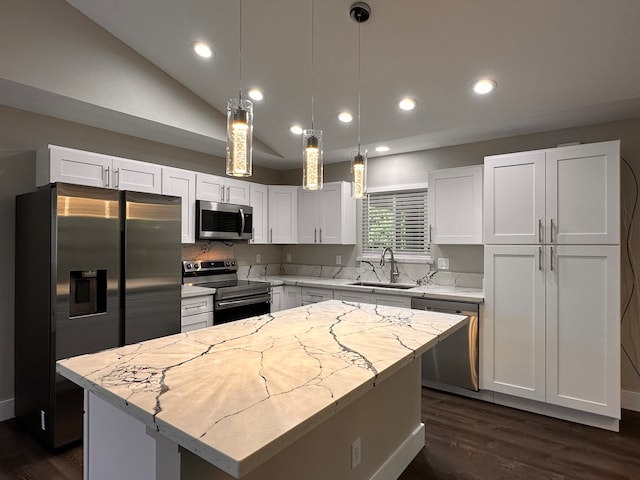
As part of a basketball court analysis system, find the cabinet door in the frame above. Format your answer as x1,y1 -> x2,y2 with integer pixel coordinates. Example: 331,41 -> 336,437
225,178 -> 251,206
318,183 -> 342,244
268,186 -> 298,244
283,286 -> 302,309
112,157 -> 162,193
483,245 -> 546,401
545,245 -> 620,416
484,151 -> 546,244
48,146 -> 111,188
195,173 -> 224,202
334,291 -> 373,304
428,165 -> 483,244
162,167 -> 196,244
546,141 -> 620,245
298,189 -> 318,244
270,286 -> 283,313
250,183 -> 269,244
374,294 -> 411,309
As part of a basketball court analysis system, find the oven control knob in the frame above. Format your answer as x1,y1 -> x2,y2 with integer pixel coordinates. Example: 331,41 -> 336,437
186,263 -> 193,270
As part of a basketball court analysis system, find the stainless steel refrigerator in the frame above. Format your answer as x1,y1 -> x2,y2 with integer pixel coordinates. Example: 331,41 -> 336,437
14,183 -> 181,448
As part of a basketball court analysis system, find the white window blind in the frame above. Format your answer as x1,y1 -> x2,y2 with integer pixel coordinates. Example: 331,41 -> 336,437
362,187 -> 429,260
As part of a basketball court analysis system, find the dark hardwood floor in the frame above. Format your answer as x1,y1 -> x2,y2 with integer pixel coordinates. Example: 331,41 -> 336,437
1,388 -> 639,479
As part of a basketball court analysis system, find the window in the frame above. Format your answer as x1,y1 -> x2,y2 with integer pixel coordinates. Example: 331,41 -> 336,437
362,186 -> 429,261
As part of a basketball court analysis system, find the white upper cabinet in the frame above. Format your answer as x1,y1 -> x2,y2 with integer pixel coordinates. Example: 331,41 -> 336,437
484,150 -> 546,244
545,142 -> 619,245
37,145 -> 161,193
250,183 -> 269,244
484,141 -> 620,245
196,173 -> 251,206
162,167 -> 196,244
298,182 -> 356,245
268,186 -> 298,244
427,165 -> 483,244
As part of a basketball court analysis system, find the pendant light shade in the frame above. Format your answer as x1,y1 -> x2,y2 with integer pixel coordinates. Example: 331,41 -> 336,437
226,97 -> 253,177
350,2 -> 370,199
303,128 -> 323,190
226,0 -> 253,178
302,0 -> 323,190
351,149 -> 367,199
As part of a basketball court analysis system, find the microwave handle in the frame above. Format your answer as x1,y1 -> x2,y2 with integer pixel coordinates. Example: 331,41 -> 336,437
238,208 -> 245,237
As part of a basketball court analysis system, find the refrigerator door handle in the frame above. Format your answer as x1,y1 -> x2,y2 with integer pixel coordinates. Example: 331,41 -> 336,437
238,208 -> 245,237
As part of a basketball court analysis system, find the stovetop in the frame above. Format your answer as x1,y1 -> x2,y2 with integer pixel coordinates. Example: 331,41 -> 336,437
182,259 -> 270,299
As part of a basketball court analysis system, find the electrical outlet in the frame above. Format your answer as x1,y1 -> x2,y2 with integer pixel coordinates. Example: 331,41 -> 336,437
336,255 -> 342,265
256,254 -> 261,264
286,253 -> 292,263
437,257 -> 449,270
351,437 -> 361,469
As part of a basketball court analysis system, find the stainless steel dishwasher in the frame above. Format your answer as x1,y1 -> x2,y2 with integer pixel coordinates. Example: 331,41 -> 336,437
411,297 -> 480,391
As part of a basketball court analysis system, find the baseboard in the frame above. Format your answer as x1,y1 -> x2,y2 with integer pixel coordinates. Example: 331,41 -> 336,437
622,389 -> 640,412
0,397 -> 15,422
371,423 -> 425,480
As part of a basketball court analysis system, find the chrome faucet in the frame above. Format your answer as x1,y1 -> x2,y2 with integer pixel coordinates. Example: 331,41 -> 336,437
380,247 -> 400,283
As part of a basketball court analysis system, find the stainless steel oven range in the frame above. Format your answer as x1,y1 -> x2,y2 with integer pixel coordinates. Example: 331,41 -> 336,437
182,259 -> 271,324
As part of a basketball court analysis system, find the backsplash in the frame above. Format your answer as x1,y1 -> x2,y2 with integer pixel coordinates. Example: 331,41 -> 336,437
239,262 -> 483,289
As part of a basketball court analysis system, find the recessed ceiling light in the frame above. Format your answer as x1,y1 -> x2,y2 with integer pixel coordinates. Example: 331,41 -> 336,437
248,89 -> 264,101
192,41 -> 213,59
375,146 -> 390,153
473,78 -> 497,95
337,111 -> 353,123
290,124 -> 303,135
398,97 -> 417,111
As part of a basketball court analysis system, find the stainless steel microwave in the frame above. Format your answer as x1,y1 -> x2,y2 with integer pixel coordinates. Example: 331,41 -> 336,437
196,200 -> 253,241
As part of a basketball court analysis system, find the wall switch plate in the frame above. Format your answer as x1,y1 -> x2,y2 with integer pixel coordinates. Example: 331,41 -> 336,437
286,253 -> 292,263
437,257 -> 449,270
336,255 -> 342,265
256,254 -> 261,264
351,437 -> 361,469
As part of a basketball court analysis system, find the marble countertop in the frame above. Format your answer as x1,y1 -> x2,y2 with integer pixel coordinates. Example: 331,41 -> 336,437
57,300 -> 467,478
259,275 -> 484,303
181,284 -> 216,298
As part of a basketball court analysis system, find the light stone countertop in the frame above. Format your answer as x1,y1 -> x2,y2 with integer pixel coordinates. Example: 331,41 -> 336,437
259,275 -> 484,303
57,300 -> 467,478
181,284 -> 216,298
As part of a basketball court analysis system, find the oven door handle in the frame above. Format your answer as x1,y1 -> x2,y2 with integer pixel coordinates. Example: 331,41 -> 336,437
216,293 -> 271,310
238,208 -> 245,237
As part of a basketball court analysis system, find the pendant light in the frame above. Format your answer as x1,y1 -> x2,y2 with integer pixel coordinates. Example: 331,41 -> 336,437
350,2 -> 370,199
226,0 -> 253,178
302,0 -> 323,190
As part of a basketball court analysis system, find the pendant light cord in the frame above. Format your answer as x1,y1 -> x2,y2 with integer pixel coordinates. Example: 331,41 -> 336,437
357,15 -> 362,153
310,0 -> 315,130
238,0 -> 243,100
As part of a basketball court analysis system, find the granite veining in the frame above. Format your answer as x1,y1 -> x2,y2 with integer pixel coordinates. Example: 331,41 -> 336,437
57,301 -> 467,478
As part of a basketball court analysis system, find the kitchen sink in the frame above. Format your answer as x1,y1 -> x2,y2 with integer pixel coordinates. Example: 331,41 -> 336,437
347,282 -> 416,290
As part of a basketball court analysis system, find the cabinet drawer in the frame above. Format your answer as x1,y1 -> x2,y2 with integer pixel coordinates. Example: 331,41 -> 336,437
300,287 -> 333,304
181,295 -> 213,316
181,311 -> 213,328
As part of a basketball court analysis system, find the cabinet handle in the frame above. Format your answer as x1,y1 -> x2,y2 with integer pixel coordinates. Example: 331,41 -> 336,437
550,246 -> 554,271
227,186 -> 231,202
319,228 -> 323,243
220,185 -> 225,202
550,218 -> 554,243
429,224 -> 432,243
538,219 -> 542,243
105,167 -> 110,187
270,228 -> 273,243
538,247 -> 542,271
115,168 -> 120,189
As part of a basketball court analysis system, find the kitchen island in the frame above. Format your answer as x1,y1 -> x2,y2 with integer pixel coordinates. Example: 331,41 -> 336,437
57,300 -> 467,480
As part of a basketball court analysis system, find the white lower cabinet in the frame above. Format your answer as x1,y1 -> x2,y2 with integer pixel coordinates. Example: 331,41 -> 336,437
283,286 -> 302,309
181,295 -> 213,332
483,245 -> 620,418
300,287 -> 333,305
334,291 -> 411,309
270,286 -> 283,312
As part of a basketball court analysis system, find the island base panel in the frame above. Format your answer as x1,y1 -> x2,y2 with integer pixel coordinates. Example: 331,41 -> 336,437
85,358 -> 424,480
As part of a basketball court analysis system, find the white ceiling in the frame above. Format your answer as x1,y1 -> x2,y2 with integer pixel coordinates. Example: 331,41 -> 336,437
65,0 -> 640,170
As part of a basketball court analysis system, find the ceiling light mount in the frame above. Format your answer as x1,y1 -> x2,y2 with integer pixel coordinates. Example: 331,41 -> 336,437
350,2 -> 371,23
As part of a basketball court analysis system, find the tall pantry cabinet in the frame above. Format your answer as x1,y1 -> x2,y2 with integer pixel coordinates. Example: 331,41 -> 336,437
483,140 -> 620,424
